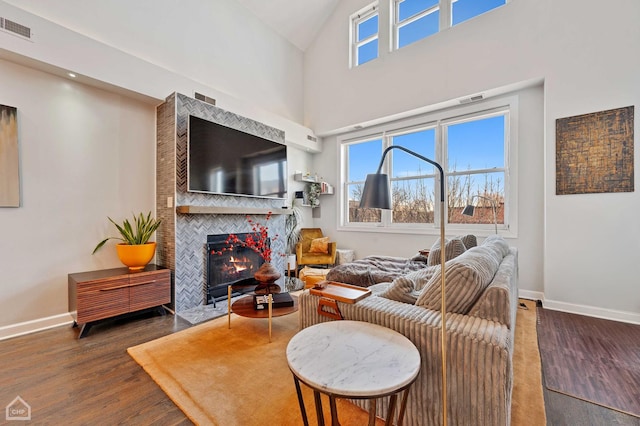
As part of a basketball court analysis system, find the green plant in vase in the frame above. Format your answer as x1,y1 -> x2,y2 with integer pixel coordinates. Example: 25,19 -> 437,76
92,211 -> 162,270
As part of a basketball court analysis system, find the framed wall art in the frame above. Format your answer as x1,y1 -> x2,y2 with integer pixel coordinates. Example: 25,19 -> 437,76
0,104 -> 20,207
556,105 -> 634,195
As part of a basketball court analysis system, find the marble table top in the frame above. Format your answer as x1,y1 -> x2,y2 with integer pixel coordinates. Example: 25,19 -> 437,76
286,320 -> 420,397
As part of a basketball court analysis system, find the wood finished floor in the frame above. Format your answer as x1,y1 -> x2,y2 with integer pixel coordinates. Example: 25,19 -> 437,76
0,307 -> 638,425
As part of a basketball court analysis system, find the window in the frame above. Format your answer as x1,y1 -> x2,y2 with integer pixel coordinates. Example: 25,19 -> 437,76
350,3 -> 379,67
452,0 -> 506,26
391,0 -> 507,50
341,101 -> 513,234
393,0 -> 440,49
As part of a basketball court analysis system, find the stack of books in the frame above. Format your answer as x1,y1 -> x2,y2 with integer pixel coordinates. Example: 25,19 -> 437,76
253,292 -> 294,310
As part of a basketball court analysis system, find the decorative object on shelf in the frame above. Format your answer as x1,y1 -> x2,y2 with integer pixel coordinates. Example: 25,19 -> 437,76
214,212 -> 282,289
92,212 -> 162,270
285,201 -> 302,278
306,182 -> 321,208
359,145 -> 449,425
462,194 -> 499,233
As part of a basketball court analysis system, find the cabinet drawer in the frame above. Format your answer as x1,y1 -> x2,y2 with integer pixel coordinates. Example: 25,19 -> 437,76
130,278 -> 171,312
77,286 -> 129,323
76,276 -> 130,293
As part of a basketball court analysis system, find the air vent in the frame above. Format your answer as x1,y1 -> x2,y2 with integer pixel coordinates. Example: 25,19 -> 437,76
306,135 -> 317,143
194,92 -> 216,106
459,94 -> 484,104
0,17 -> 32,39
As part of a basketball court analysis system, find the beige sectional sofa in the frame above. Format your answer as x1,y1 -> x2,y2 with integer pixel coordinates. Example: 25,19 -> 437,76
298,235 -> 518,426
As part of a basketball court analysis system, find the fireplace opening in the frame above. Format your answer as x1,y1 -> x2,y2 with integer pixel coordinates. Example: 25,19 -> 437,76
206,233 -> 269,304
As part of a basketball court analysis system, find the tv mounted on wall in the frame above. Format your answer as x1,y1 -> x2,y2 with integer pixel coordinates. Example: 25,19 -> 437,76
187,115 -> 287,199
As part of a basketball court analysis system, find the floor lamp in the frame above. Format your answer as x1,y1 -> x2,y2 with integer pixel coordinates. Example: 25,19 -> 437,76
359,145 -> 448,425
462,195 -> 498,234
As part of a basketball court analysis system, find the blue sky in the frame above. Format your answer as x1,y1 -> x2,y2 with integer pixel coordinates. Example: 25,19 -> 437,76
349,115 -> 505,182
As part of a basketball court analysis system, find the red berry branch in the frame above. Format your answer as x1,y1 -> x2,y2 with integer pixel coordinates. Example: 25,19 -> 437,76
213,212 -> 279,263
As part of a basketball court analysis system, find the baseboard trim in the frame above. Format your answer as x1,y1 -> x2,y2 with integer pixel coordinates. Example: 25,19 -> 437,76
518,290 -> 544,301
0,313 -> 74,341
541,299 -> 640,325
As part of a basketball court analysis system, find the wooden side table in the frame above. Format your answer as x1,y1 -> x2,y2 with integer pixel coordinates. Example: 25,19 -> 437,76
68,264 -> 171,338
286,320 -> 420,426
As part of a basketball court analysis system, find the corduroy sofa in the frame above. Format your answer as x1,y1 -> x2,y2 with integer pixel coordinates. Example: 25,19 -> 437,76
298,235 -> 518,426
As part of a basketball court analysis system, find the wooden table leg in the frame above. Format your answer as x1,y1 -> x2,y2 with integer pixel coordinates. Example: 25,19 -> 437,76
314,390 -> 325,426
396,388 -> 411,426
368,398 -> 377,426
384,394 -> 398,426
293,376 -> 309,426
329,396 -> 340,426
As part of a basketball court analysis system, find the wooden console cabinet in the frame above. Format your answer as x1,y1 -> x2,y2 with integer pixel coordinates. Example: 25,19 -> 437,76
68,264 -> 171,338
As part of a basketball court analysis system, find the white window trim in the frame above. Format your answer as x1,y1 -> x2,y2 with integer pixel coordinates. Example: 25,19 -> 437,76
391,0 -> 440,50
337,94 -> 519,238
349,2 -> 379,68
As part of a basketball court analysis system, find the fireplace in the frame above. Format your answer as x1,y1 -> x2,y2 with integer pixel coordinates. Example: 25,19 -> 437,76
206,233 -> 269,303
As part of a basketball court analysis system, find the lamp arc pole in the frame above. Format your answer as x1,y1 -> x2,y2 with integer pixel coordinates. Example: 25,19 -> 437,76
360,145 -> 448,425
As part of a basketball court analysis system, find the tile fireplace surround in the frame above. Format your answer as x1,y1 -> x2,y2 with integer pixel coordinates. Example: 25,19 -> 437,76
156,93 -> 287,319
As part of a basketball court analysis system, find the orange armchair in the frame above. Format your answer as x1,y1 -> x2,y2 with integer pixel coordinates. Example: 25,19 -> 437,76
296,228 -> 337,271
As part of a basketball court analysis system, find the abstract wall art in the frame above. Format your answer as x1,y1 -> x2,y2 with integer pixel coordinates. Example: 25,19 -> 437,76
556,105 -> 634,195
0,104 -> 20,207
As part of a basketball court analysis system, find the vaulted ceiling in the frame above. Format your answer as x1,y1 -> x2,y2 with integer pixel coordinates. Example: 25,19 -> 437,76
235,0 -> 340,51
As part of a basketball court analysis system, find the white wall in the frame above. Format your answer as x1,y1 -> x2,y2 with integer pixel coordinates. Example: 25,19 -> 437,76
3,0 -> 304,124
304,0 -> 640,321
0,58 -> 156,331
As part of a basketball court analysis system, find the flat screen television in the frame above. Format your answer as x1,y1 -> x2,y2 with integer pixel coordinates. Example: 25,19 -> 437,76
187,115 -> 287,199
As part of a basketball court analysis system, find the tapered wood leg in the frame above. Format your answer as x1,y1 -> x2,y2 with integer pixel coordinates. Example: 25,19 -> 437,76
384,395 -> 398,426
329,396 -> 340,426
368,398 -> 377,426
227,285 -> 232,329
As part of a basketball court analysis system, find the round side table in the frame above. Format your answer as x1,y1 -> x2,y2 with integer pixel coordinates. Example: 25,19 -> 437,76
286,320 -> 420,426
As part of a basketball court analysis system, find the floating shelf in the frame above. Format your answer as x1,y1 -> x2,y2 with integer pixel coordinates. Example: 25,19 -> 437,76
176,206 -> 292,215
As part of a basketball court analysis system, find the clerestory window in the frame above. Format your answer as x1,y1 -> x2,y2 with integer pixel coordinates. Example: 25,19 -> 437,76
350,3 -> 379,67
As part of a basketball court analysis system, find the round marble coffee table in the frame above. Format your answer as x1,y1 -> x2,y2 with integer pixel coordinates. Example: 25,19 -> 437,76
286,320 -> 420,426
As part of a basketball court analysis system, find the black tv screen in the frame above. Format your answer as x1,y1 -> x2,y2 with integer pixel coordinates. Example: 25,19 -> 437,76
187,115 -> 287,199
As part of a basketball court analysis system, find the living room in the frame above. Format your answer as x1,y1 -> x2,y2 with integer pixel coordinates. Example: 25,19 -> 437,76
0,0 -> 638,423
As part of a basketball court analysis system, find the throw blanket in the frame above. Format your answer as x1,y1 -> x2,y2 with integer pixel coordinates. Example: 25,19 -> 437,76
326,255 -> 429,287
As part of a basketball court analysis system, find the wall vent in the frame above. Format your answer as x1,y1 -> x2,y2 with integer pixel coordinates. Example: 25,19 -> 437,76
306,135 -> 317,143
194,92 -> 216,106
0,17 -> 32,39
459,94 -> 484,104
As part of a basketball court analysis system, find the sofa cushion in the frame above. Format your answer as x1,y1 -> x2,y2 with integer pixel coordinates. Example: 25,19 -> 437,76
416,245 -> 502,314
427,237 -> 467,266
309,237 -> 329,254
380,267 -> 438,304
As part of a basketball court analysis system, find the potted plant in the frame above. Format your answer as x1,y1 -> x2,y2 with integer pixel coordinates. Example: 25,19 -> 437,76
92,211 -> 162,270
285,202 -> 302,275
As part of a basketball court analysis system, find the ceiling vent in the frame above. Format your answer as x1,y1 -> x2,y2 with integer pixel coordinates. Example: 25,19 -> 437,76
459,94 -> 484,104
0,17 -> 32,40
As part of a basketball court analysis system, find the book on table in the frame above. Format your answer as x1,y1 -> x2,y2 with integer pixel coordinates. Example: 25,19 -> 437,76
253,292 -> 294,310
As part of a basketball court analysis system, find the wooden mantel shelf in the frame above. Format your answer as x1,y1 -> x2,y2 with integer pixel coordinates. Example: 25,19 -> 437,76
176,205 -> 292,215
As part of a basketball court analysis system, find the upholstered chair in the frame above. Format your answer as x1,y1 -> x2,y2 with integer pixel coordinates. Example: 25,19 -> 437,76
295,228 -> 337,272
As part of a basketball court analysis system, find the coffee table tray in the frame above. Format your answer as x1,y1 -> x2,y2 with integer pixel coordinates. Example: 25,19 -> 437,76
309,281 -> 371,304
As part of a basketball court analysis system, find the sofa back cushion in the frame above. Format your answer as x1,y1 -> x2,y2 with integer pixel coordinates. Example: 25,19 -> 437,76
416,237 -> 508,314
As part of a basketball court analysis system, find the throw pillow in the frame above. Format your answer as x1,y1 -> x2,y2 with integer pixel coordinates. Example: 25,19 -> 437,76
459,234 -> 478,249
416,246 -> 501,314
379,267 -> 437,304
427,237 -> 466,266
308,237 -> 329,254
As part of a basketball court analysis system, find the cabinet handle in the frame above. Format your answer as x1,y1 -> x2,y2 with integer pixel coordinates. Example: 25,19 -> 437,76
99,280 -> 159,291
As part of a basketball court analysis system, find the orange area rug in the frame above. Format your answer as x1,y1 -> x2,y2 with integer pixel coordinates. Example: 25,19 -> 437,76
128,298 -> 544,425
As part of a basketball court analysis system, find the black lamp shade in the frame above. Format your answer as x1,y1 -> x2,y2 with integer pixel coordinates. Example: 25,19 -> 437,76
462,205 -> 475,216
360,173 -> 391,209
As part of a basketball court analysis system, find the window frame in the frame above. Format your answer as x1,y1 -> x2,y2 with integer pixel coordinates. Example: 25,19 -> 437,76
349,2 -> 380,68
338,95 -> 518,237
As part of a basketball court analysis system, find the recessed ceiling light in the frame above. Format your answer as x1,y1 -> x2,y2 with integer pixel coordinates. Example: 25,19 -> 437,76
67,72 -> 76,78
